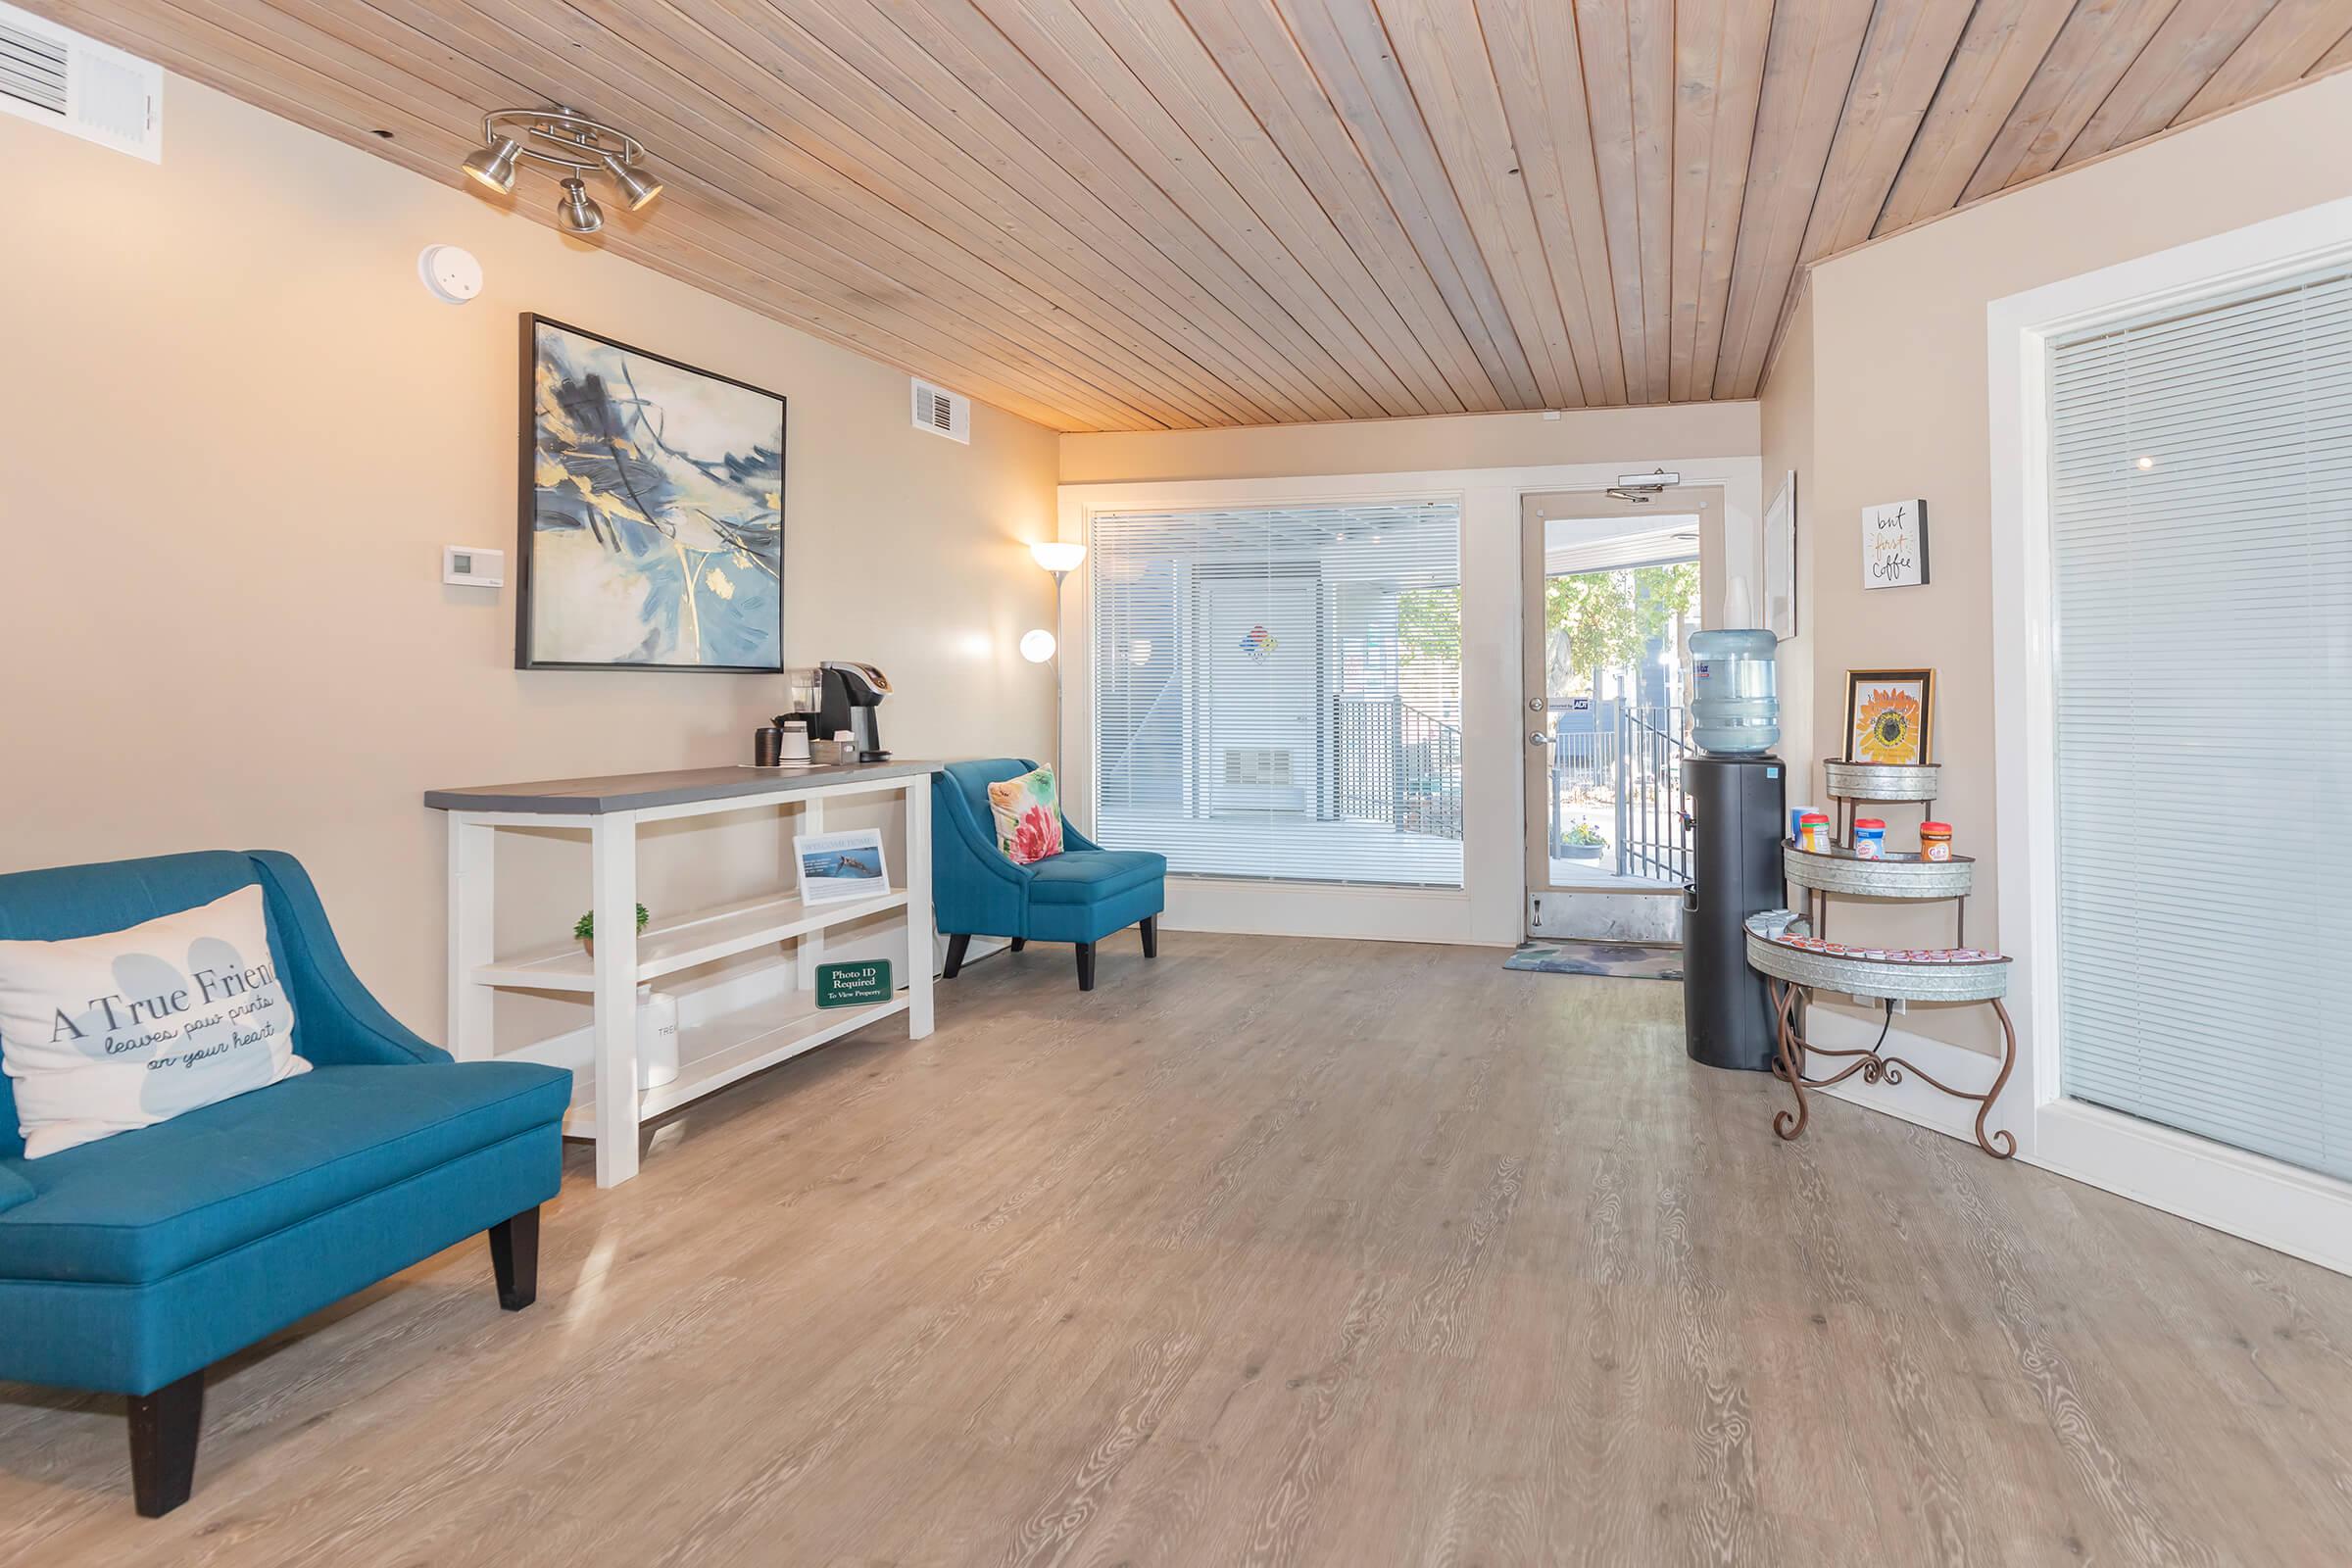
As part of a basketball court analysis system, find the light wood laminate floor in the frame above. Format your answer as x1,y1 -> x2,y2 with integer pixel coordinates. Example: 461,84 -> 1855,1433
5,932 -> 2351,1566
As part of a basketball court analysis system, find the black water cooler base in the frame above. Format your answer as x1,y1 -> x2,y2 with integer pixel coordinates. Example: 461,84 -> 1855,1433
1683,755 -> 1787,1072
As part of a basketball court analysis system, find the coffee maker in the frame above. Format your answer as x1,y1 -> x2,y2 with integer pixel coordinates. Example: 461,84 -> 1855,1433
816,661 -> 892,761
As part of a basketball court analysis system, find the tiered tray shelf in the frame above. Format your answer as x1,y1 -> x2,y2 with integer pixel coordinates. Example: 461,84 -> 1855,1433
1754,760 -> 2015,1158
1745,911 -> 2017,1158
1784,842 -> 1975,944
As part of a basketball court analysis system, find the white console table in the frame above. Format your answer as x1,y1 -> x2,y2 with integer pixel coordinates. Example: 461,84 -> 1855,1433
425,761 -> 938,1187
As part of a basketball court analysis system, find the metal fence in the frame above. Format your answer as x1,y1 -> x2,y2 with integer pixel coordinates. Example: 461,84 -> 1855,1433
1547,704 -> 1691,883
1333,696 -> 1464,840
1616,706 -> 1691,883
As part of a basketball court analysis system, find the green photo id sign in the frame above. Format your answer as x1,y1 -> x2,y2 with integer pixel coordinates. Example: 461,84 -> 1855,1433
816,959 -> 892,1008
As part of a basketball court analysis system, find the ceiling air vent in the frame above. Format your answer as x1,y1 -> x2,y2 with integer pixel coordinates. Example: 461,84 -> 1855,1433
0,2 -> 162,163
910,378 -> 970,444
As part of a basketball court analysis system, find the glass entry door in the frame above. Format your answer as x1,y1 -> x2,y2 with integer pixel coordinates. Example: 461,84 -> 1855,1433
1521,490 -> 1713,941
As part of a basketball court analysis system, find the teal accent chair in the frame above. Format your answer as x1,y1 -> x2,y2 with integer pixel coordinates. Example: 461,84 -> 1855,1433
933,760 -> 1166,991
0,851 -> 571,1517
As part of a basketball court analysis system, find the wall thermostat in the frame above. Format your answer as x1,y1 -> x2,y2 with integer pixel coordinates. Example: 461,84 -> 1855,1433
417,244 -> 484,305
443,545 -> 505,587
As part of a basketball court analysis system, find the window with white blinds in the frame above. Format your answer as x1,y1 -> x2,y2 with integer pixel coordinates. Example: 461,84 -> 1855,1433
1090,500 -> 1463,886
2048,261 -> 2352,1182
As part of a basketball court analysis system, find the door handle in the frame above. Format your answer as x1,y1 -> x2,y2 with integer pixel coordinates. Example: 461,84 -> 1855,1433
1528,731 -> 1553,746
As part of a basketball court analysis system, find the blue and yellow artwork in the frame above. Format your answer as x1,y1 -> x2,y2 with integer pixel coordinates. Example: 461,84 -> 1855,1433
519,316 -> 784,669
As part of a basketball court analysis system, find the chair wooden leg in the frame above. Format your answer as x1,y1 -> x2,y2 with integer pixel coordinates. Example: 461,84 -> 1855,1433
1141,916 -> 1158,958
489,1205 -> 540,1311
1075,941 -> 1097,992
1008,938 -> 1025,953
128,1369 -> 204,1518
942,932 -> 971,979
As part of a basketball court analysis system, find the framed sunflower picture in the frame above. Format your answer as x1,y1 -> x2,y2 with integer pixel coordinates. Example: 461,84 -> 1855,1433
1844,669 -> 1934,766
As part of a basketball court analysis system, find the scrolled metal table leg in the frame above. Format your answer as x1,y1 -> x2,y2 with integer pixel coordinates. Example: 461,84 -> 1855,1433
1770,980 -> 1810,1142
1976,998 -> 2020,1159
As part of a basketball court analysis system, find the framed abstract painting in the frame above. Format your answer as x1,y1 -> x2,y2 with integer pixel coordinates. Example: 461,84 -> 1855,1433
1843,668 -> 1934,766
516,315 -> 785,671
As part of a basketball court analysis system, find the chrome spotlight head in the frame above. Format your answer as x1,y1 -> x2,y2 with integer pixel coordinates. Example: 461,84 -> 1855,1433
460,135 -> 520,194
556,177 -> 605,235
601,153 -> 663,212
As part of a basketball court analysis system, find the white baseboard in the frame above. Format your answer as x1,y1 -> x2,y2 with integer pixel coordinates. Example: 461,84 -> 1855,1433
1796,1009 -> 2352,1278
2033,1102 -> 2352,1278
1161,876 -> 1484,946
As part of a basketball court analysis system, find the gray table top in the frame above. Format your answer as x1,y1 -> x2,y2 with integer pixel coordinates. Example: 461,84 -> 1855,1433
425,760 -> 945,815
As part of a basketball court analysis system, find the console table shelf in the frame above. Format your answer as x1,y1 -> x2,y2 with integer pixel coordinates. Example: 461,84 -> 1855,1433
471,887 -> 911,993
426,760 -> 940,1188
553,990 -> 909,1138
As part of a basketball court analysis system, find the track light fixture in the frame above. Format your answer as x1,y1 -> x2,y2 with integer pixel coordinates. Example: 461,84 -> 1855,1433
457,106 -> 661,233
600,152 -> 663,212
556,177 -> 604,235
460,135 -> 521,194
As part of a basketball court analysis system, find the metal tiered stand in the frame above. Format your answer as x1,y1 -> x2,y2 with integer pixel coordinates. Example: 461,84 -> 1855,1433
1750,760 -> 2018,1158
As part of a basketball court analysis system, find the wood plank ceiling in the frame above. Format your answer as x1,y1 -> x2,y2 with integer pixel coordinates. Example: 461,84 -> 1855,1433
33,1 -> 2352,431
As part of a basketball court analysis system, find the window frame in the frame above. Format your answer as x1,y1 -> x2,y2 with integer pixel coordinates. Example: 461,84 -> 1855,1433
1987,193 -> 2352,1275
1083,494 -> 1468,890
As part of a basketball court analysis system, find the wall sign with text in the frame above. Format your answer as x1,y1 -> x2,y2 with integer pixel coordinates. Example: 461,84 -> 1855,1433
1861,499 -> 1929,589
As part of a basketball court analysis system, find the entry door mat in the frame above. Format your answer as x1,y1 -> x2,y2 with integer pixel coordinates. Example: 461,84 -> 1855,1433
1505,940 -> 1684,982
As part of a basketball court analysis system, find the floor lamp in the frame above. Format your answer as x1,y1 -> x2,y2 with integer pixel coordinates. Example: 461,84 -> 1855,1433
1026,540 -> 1087,783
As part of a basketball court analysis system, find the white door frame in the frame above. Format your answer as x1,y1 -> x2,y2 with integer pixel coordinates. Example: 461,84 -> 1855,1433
1987,193 -> 2352,1276
1520,489 -> 1713,942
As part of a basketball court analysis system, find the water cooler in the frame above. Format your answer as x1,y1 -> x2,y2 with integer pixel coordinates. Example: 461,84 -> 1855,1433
1683,631 -> 1785,1072
1683,756 -> 1786,1071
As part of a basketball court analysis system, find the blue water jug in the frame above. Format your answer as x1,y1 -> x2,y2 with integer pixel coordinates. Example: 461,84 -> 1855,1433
1690,629 -> 1780,756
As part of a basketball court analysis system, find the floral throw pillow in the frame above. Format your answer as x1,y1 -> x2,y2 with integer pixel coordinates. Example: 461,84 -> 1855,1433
986,765 -> 1064,866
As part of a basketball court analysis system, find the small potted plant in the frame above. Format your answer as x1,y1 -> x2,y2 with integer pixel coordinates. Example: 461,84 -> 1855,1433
1557,821 -> 1606,861
575,904 -> 649,958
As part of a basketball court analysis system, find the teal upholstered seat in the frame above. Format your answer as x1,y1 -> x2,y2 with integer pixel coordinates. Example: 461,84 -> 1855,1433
932,760 -> 1166,990
1,1062 -> 568,1285
1026,849 -> 1166,905
0,850 -> 569,1515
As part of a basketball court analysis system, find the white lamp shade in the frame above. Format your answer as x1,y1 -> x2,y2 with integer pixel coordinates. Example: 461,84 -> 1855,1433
1031,540 -> 1087,574
1018,629 -> 1057,663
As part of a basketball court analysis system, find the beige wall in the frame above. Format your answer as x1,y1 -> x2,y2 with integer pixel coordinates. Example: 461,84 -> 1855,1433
1758,280 -> 1816,801
1059,401 -> 1759,485
1788,70 -> 2352,1054
0,78 -> 1058,1035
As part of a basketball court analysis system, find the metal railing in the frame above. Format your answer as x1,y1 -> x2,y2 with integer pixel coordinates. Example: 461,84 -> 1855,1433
1615,705 -> 1691,883
1333,695 -> 1463,840
1546,703 -> 1690,883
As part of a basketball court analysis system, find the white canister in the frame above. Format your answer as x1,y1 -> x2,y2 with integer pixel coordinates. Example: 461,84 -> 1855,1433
636,984 -> 679,1089
779,720 -> 810,761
